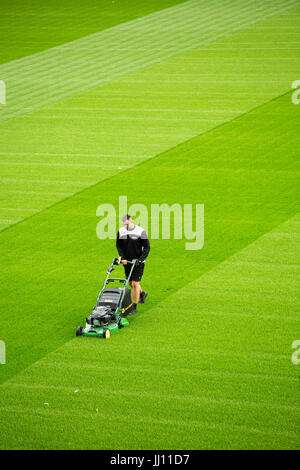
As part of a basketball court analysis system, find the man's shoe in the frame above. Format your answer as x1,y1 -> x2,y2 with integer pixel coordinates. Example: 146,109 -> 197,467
128,304 -> 137,315
139,291 -> 148,304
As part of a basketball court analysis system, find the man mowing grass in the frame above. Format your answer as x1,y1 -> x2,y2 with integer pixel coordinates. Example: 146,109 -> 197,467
116,214 -> 150,315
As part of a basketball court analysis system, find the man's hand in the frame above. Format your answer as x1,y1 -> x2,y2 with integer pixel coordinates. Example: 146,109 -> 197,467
121,259 -> 128,265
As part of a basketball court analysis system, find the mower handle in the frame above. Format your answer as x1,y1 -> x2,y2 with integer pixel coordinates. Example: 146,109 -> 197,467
97,257 -> 140,306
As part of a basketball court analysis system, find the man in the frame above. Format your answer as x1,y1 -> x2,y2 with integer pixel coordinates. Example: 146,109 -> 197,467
116,214 -> 150,315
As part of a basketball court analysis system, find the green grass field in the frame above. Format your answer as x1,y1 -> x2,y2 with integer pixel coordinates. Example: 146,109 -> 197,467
0,0 -> 299,450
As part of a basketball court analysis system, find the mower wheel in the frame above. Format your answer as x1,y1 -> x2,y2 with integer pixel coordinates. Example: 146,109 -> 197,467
76,326 -> 83,336
103,328 -> 111,339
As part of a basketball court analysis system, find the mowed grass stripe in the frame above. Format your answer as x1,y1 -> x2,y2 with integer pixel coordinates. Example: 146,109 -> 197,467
25,360 -> 300,383
1,344 -> 299,435
6,360 -> 298,410
1,8 -> 299,230
0,0 -> 188,64
1,0 -> 298,122
4,381 -> 299,412
0,405 -> 297,438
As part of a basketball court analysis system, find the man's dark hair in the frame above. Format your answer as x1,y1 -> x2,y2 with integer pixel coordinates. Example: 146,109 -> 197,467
122,214 -> 132,222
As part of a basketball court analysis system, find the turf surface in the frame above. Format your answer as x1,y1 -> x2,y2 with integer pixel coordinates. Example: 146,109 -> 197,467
0,91 -> 299,448
0,0 -> 299,450
0,4 -> 299,230
2,0 -> 298,123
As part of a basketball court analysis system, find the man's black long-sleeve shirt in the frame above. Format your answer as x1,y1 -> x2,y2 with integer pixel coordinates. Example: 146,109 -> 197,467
116,224 -> 150,262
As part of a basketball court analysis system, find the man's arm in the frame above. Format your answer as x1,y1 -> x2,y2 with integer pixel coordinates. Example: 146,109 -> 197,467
116,230 -> 126,259
139,230 -> 150,261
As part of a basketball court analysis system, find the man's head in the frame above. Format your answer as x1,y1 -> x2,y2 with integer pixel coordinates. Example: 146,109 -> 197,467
122,214 -> 134,229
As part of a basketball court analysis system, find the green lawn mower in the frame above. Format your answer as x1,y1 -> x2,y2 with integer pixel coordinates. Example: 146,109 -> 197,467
76,257 -> 138,339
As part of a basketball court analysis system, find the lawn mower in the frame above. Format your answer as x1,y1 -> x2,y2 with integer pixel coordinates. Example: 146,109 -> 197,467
76,257 -> 138,339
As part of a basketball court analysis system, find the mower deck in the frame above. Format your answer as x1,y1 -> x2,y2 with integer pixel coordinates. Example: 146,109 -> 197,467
76,257 -> 138,339
82,317 -> 129,338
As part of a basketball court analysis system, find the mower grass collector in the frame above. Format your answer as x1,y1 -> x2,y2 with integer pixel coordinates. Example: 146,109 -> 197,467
76,257 -> 138,339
